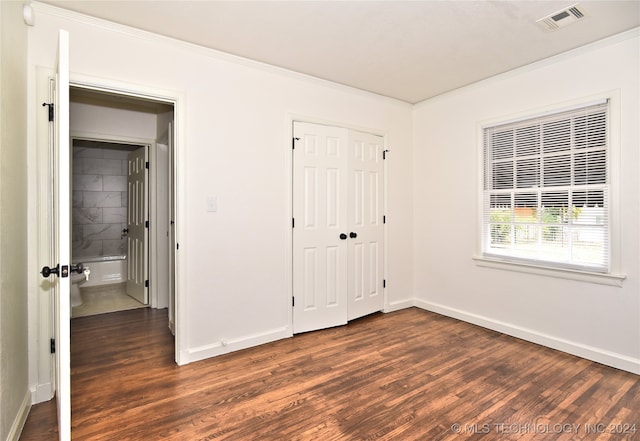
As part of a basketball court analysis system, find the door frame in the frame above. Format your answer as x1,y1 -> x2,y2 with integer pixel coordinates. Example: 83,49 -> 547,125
33,71 -> 188,398
67,75 -> 187,365
287,115 -> 390,332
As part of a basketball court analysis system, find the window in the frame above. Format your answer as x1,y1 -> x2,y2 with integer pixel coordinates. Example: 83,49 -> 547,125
482,101 -> 609,272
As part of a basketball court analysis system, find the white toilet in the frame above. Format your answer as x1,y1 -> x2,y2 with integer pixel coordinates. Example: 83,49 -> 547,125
70,265 -> 91,308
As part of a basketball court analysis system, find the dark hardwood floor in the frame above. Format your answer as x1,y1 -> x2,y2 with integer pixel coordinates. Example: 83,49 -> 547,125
20,307 -> 639,440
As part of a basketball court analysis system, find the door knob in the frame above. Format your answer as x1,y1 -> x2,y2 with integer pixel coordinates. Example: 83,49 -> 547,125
41,264 -> 60,278
349,232 -> 358,239
70,263 -> 83,274
41,264 -> 70,278
339,233 -> 347,240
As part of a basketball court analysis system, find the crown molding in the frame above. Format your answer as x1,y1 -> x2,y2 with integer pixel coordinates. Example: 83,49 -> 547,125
30,1 -> 412,108
414,26 -> 640,108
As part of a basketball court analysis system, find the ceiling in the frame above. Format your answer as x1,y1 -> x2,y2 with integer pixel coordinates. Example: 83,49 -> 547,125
42,1 -> 640,104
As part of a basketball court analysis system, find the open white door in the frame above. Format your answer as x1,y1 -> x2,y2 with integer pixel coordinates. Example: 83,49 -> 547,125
41,30 -> 71,441
126,146 -> 149,304
292,122 -> 349,333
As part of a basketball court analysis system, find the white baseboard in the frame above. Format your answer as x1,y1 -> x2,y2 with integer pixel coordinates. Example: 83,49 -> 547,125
384,298 -> 414,313
6,389 -> 31,441
30,382 -> 54,405
180,326 -> 292,365
414,299 -> 640,375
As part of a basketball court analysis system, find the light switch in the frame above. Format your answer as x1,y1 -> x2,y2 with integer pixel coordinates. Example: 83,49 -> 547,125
206,196 -> 217,212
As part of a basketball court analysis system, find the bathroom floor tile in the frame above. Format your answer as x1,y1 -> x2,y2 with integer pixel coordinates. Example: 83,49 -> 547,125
72,283 -> 146,318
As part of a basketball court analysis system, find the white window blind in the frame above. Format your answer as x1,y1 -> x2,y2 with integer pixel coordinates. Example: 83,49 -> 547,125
482,101 -> 609,272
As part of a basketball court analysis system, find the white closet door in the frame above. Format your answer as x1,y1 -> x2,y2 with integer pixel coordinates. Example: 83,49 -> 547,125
347,130 -> 385,320
293,122 -> 385,333
293,122 -> 349,333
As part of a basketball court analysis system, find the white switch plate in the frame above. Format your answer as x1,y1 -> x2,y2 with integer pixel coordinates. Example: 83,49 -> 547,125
206,196 -> 217,212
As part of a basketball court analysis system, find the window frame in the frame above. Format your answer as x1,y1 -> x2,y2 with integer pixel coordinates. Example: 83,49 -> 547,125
475,92 -> 626,287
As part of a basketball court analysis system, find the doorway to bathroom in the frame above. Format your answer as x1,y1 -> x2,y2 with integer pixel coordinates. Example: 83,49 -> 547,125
69,86 -> 176,324
70,137 -> 147,317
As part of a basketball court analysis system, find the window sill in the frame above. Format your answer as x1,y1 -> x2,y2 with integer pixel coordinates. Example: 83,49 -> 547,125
472,256 -> 626,287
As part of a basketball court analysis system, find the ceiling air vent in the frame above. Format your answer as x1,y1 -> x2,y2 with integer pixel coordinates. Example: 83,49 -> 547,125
537,4 -> 588,31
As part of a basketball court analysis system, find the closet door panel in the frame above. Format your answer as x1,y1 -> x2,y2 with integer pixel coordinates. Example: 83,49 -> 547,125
293,122 -> 348,333
347,131 -> 384,321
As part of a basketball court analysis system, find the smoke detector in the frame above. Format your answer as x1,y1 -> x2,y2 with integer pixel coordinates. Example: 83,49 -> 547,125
537,4 -> 588,31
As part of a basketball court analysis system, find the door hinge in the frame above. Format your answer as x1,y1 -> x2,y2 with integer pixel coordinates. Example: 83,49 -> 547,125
50,338 -> 56,354
383,215 -> 386,224
292,137 -> 300,149
292,218 -> 295,228
145,220 -> 149,228
383,149 -> 390,160
42,102 -> 54,122
146,161 -> 150,169
292,296 -> 295,307
145,280 -> 149,288
383,279 -> 386,288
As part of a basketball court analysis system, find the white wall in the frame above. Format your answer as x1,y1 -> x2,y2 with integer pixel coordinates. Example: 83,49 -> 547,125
70,101 -> 158,140
413,30 -> 640,373
27,3 -> 414,372
1,2 -> 31,439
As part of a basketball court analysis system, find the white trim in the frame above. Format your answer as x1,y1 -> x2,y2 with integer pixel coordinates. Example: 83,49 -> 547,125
31,381 -> 53,405
31,67 -> 56,405
607,90 -> 623,279
66,74 -> 188,366
473,256 -> 626,287
415,299 -> 640,375
173,89 -> 188,366
70,131 -> 154,147
6,390 -> 31,441
383,298 -> 414,313
31,1 -> 411,108
180,326 -> 292,365
382,134 -> 390,314
69,72 -> 178,106
284,115 -> 294,335
415,27 -> 640,107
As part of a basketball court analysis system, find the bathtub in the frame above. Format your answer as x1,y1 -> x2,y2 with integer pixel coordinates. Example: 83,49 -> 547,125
73,255 -> 127,287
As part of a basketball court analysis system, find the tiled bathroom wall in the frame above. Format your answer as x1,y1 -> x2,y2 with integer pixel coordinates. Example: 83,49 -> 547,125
72,143 -> 133,260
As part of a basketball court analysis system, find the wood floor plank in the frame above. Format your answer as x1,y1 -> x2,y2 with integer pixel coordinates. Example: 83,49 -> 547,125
20,307 -> 640,440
